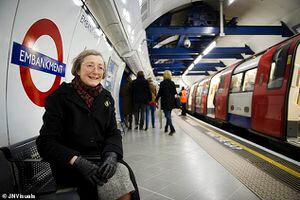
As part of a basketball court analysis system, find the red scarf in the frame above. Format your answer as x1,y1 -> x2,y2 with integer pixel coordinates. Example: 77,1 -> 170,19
71,75 -> 103,108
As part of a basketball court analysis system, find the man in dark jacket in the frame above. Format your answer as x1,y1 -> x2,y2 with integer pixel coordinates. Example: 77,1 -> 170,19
131,71 -> 151,130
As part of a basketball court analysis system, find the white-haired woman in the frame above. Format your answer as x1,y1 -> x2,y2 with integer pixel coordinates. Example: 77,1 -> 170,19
37,50 -> 139,200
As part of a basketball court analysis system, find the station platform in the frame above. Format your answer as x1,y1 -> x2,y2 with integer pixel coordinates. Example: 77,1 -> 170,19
122,110 -> 300,200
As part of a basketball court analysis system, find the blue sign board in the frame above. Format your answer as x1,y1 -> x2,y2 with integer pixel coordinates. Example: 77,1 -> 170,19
11,42 -> 66,77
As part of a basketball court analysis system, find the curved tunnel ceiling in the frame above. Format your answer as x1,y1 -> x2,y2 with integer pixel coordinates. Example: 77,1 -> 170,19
140,0 -> 299,79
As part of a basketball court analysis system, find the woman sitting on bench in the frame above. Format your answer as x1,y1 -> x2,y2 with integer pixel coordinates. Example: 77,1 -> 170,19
37,50 -> 138,200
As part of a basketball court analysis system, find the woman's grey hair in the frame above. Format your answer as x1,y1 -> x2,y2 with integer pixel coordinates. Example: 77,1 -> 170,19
163,70 -> 172,80
71,49 -> 106,78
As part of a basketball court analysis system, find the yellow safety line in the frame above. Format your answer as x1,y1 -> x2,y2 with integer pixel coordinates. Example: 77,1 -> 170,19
195,120 -> 300,178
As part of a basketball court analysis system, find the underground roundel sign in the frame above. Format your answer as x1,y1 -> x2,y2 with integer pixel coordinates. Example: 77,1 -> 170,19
11,18 -> 66,107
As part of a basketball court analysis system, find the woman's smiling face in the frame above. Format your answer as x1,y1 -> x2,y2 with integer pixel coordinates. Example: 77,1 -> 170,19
77,55 -> 105,87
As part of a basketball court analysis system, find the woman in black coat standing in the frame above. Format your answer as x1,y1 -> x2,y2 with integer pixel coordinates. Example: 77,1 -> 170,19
36,50 -> 139,200
155,70 -> 177,135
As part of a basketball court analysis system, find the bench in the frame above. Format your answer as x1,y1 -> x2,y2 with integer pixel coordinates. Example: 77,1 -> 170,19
0,137 -> 79,200
0,137 -> 140,200
0,149 -> 15,194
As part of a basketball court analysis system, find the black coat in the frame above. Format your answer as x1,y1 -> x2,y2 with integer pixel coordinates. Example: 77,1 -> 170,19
36,82 -> 123,167
156,79 -> 177,111
132,77 -> 151,104
120,81 -> 133,115
37,82 -> 140,199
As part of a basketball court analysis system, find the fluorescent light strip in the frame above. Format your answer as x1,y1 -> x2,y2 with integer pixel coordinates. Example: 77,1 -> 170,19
202,41 -> 216,55
228,0 -> 235,5
187,63 -> 194,71
182,40 -> 216,77
193,55 -> 202,64
72,0 -> 83,6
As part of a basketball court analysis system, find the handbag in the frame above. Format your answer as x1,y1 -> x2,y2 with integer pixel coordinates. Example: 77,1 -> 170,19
174,96 -> 181,109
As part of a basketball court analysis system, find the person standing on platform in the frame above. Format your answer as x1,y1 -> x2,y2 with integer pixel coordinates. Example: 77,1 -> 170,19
132,71 -> 151,130
179,86 -> 188,116
145,78 -> 157,130
155,70 -> 177,135
36,50 -> 139,200
120,76 -> 133,129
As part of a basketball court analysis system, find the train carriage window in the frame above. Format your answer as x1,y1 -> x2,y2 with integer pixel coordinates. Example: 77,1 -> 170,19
293,44 -> 300,106
188,85 -> 196,105
202,83 -> 209,95
197,83 -> 203,96
196,83 -> 203,105
267,43 -> 290,89
217,76 -> 225,94
230,73 -> 243,93
242,68 -> 257,92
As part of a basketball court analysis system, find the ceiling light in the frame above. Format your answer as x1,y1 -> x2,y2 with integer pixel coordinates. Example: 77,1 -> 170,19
202,41 -> 216,55
187,63 -> 194,71
138,0 -> 143,7
193,55 -> 203,64
72,0 -> 83,6
228,0 -> 235,5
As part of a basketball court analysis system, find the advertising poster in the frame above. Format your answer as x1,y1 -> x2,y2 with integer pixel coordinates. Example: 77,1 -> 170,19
104,57 -> 117,92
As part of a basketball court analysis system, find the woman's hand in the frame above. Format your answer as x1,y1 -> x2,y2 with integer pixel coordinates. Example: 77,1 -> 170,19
98,152 -> 118,179
72,156 -> 105,186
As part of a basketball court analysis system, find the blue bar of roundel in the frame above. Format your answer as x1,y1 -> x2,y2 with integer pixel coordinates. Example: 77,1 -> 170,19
11,42 -> 66,77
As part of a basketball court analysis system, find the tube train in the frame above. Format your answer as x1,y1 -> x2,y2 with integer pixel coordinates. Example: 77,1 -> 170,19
187,34 -> 300,143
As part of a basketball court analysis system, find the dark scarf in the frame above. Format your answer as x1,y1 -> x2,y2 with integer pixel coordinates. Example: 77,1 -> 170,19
71,75 -> 103,108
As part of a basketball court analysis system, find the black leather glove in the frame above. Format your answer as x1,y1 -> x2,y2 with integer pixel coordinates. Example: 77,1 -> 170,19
73,156 -> 104,186
98,152 -> 118,180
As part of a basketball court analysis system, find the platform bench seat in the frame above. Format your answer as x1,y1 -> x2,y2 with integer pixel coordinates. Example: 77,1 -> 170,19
0,137 -> 79,200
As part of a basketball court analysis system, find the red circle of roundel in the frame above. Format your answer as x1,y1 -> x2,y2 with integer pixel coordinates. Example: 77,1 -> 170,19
20,19 -> 63,107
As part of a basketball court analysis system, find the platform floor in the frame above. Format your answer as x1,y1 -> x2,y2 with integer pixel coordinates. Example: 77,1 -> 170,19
122,111 -> 261,200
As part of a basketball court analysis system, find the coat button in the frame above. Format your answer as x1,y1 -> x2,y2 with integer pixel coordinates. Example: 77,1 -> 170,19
90,137 -> 95,143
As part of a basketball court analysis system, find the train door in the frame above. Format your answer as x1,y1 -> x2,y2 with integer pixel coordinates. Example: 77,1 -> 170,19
215,64 -> 236,122
200,78 -> 210,115
195,80 -> 204,113
252,43 -> 291,139
207,73 -> 221,118
228,56 -> 259,129
287,41 -> 300,140
187,83 -> 196,114
191,84 -> 198,114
